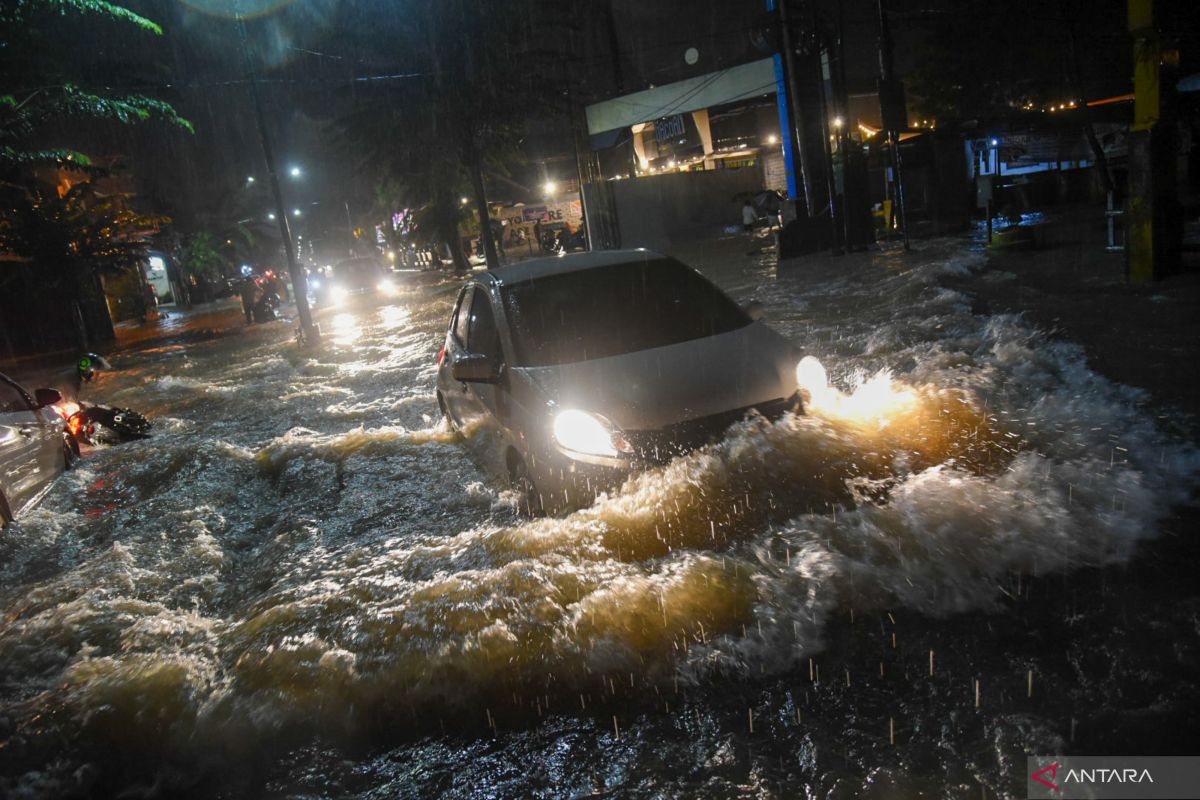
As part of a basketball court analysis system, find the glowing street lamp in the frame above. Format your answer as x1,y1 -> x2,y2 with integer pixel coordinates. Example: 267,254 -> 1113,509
543,180 -> 557,196
289,165 -> 302,178
292,208 -> 301,217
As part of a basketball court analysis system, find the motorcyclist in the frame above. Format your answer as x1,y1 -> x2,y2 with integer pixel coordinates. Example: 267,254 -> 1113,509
238,277 -> 259,325
67,352 -> 150,442
74,352 -> 112,397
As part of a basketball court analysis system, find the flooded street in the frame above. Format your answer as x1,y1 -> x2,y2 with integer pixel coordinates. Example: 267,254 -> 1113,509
2,237 -> 1197,799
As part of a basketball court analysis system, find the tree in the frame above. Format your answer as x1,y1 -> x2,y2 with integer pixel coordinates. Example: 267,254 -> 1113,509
315,0 -> 568,271
1,0 -> 189,346
0,179 -> 167,343
0,0 -> 191,178
178,231 -> 229,281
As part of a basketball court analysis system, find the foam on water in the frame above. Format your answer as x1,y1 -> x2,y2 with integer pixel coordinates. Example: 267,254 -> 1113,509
1,241 -> 1196,796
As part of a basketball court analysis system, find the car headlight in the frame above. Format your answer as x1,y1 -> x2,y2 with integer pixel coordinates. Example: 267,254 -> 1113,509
553,410 -> 632,458
329,285 -> 349,303
796,355 -> 828,398
377,280 -> 398,296
309,277 -> 321,290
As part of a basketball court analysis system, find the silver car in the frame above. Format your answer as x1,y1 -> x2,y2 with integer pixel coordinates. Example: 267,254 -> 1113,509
435,250 -> 804,514
1,372 -> 74,526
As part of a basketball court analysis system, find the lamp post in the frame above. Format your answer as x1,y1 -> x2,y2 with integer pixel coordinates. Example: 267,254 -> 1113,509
235,9 -> 319,346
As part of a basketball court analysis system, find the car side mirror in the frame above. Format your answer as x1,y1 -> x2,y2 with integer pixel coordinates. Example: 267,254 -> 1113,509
34,388 -> 62,408
744,300 -> 766,321
451,352 -> 502,383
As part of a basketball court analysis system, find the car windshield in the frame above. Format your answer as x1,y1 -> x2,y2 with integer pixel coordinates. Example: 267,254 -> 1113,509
500,258 -> 750,367
332,259 -> 382,287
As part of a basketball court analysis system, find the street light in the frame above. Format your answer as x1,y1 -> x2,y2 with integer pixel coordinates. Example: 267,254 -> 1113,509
543,180 -> 557,196
246,175 -> 255,184
289,166 -> 302,178
267,212 -> 276,220
235,8 -> 318,348
292,208 -> 301,217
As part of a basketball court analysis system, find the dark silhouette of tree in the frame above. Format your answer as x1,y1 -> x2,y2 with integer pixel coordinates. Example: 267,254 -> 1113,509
1,0 -> 190,177
314,0 -> 570,271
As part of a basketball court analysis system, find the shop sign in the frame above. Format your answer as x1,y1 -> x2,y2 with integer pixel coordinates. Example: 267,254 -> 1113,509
655,115 -> 687,144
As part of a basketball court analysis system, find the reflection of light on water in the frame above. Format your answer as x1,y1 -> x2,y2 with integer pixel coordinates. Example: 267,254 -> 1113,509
330,312 -> 361,346
797,356 -> 917,429
378,305 -> 411,332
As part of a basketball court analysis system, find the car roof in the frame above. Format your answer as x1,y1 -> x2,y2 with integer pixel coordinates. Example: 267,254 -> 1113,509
334,257 -> 383,269
479,249 -> 668,287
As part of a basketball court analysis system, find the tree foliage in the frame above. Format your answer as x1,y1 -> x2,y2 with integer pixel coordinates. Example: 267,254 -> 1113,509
0,0 -> 191,177
0,181 -> 167,284
178,231 -> 230,280
310,0 -> 570,269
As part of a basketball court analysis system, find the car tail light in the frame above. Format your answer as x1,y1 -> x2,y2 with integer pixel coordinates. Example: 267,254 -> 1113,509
437,346 -> 446,366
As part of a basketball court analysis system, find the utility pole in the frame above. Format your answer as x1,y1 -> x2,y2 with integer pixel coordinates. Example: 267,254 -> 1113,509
776,0 -> 815,215
1126,0 -> 1177,283
876,0 -> 910,250
235,10 -> 319,346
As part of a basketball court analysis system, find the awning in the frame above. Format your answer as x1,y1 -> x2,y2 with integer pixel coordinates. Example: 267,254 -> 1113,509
585,58 -> 778,136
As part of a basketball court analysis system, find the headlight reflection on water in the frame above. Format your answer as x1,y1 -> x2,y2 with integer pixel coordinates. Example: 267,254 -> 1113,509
797,355 -> 917,430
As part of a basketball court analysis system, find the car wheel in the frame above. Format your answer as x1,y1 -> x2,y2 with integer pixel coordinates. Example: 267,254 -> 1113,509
509,454 -> 544,517
62,433 -> 80,470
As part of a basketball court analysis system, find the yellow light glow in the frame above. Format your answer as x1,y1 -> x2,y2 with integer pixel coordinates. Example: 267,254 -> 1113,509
797,356 -> 917,430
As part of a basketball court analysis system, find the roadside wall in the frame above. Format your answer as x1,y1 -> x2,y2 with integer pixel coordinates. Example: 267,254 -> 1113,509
609,168 -> 764,249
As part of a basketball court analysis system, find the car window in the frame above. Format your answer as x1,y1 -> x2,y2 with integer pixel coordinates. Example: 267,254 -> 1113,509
452,288 -> 473,345
466,287 -> 501,361
0,380 -> 33,414
501,257 -> 750,367
334,258 -> 383,277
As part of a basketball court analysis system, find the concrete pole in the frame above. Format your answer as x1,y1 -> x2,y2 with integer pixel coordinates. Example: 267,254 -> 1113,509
236,11 -> 319,346
1127,0 -> 1159,285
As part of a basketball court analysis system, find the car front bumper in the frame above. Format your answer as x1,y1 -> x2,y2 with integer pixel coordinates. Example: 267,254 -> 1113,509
527,394 -> 802,513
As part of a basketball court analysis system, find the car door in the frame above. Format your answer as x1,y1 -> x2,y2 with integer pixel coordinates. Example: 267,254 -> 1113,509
0,377 -> 47,515
460,286 -> 505,430
442,286 -> 475,426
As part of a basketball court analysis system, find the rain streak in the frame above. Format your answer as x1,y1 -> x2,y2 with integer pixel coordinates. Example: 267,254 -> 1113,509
2,238 -> 1195,797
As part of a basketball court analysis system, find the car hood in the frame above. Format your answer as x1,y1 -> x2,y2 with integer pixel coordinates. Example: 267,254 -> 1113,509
516,322 -> 799,431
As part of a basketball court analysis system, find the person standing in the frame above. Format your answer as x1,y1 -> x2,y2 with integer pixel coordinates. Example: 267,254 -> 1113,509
742,200 -> 757,233
238,277 -> 258,325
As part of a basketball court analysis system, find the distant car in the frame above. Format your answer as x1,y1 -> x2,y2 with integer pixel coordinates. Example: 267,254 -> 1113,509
309,257 -> 397,306
0,372 -> 75,526
435,250 -> 804,514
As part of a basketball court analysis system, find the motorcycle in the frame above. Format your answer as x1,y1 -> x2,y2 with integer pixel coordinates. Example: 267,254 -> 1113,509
54,400 -> 152,445
252,293 -> 278,323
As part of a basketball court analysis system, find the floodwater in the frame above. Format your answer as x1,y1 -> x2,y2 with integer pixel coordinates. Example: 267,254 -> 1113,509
1,237 -> 1196,799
